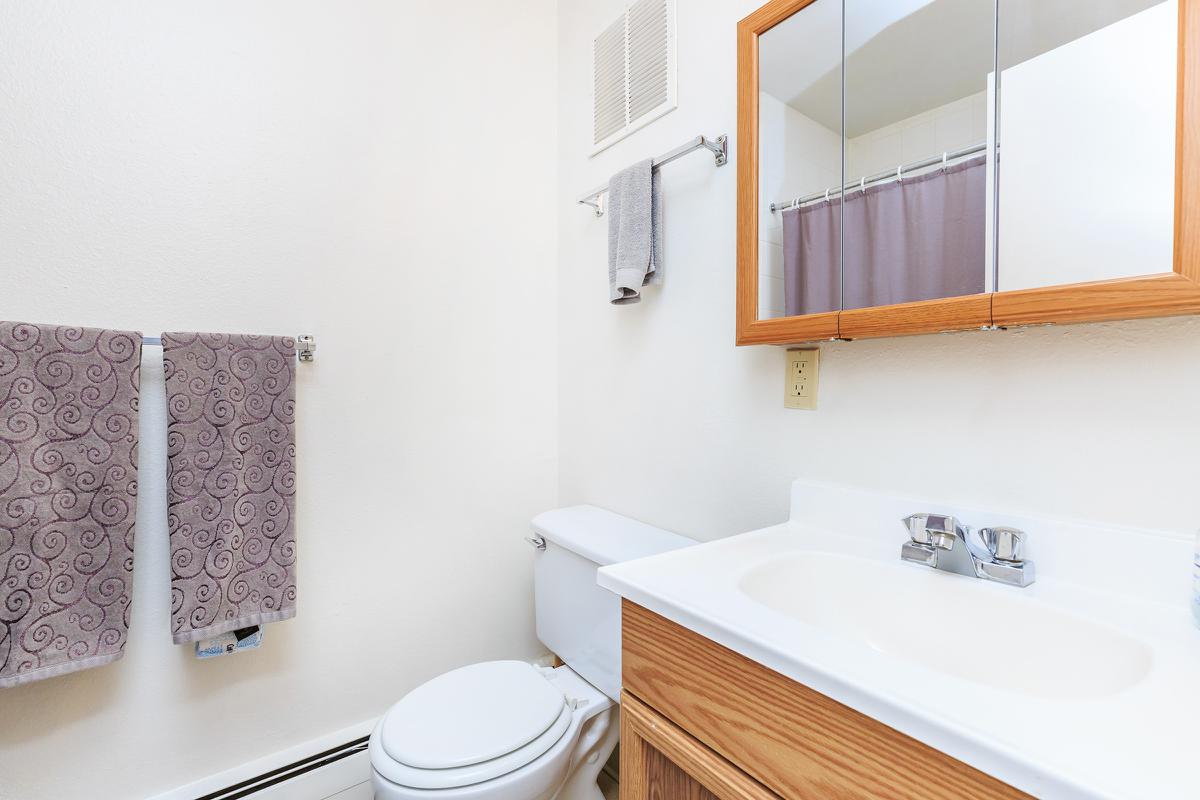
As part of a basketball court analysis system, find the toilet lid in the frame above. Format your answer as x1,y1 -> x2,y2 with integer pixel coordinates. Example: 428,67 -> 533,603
380,660 -> 567,771
371,703 -> 574,790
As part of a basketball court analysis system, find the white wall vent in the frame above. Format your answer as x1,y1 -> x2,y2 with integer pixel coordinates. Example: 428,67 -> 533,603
591,0 -> 677,155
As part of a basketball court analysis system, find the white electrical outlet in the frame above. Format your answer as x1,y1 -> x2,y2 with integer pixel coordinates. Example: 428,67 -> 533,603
785,349 -> 819,410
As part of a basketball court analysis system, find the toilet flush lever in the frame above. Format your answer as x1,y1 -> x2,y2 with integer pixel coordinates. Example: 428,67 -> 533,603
525,535 -> 546,551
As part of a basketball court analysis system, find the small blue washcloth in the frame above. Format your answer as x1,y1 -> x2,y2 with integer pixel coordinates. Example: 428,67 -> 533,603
195,626 -> 264,659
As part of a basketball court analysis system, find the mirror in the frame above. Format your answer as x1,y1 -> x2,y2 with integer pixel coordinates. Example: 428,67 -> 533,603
841,0 -> 994,310
756,0 -> 842,320
995,0 -> 1177,291
740,0 -> 1193,342
757,0 -> 995,322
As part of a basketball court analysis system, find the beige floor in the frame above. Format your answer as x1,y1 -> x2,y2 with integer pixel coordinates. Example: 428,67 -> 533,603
325,781 -> 372,799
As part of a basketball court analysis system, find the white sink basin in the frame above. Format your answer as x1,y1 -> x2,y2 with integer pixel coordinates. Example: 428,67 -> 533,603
597,480 -> 1200,799
738,551 -> 1153,699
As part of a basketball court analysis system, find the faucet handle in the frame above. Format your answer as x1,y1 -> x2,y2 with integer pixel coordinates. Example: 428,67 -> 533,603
902,514 -> 932,545
980,526 -> 1026,563
903,513 -> 966,551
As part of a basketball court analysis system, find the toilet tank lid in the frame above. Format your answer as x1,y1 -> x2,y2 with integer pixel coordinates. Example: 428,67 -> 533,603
531,505 -> 695,566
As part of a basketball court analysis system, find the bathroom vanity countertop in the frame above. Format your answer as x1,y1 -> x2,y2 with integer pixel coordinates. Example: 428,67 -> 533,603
597,481 -> 1200,800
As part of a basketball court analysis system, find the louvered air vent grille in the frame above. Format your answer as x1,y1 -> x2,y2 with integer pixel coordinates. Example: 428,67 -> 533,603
591,0 -> 677,154
593,17 -> 627,145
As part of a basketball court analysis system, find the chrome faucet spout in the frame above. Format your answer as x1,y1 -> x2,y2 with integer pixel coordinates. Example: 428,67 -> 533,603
904,513 -> 965,551
900,513 -> 1035,588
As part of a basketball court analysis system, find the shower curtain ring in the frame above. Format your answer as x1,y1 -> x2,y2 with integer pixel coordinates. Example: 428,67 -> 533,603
824,188 -> 830,202
896,164 -> 904,182
942,151 -> 949,170
859,177 -> 866,194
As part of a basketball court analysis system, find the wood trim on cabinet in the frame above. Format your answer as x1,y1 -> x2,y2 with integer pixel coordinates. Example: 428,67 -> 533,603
839,293 -> 992,339
991,272 -> 1200,326
622,600 -> 1031,800
1178,0 -> 1200,285
621,691 -> 780,800
734,7 -> 759,344
736,0 -> 1200,344
737,313 -> 840,345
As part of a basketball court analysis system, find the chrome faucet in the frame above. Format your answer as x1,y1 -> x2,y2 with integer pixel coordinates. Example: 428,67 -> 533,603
900,513 -> 1035,587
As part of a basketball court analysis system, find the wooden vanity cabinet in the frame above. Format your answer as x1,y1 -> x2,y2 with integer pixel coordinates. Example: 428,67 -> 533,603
618,600 -> 1030,800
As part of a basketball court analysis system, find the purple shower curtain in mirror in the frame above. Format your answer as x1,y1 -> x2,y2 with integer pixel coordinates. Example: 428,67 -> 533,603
783,155 -> 986,315
782,198 -> 840,316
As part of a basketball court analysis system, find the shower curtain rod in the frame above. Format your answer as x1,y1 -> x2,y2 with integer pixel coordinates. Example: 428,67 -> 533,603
770,141 -> 987,213
142,335 -> 316,362
577,134 -> 728,217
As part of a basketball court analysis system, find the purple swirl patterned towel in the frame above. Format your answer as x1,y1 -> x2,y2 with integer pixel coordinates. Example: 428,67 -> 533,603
163,333 -> 296,645
0,322 -> 142,688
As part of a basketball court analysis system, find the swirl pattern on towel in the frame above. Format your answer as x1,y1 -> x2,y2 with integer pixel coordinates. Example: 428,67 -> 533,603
163,333 -> 296,644
0,322 -> 141,687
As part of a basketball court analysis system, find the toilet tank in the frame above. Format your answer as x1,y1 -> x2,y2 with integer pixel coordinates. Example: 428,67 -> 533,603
530,505 -> 695,702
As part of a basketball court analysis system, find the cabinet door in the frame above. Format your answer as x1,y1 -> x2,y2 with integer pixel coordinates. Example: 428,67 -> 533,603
641,749 -> 719,800
619,691 -> 780,800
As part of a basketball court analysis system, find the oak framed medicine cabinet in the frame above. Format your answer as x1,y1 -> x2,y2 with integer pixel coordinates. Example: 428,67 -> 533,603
736,0 -> 1200,345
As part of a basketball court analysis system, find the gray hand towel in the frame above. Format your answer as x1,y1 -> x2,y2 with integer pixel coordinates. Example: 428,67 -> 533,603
607,158 -> 664,304
162,333 -> 296,644
0,322 -> 142,687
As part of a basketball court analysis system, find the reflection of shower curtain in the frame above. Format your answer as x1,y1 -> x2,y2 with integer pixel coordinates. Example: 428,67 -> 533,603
782,198 -> 841,316
783,155 -> 986,315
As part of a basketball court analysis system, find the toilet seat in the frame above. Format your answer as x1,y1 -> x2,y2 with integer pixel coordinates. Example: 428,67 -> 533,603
374,661 -> 573,790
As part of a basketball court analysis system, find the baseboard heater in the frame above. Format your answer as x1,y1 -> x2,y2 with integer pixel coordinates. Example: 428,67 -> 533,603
194,736 -> 369,800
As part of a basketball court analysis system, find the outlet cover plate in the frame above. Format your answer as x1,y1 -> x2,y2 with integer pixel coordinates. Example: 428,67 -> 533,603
785,349 -> 819,410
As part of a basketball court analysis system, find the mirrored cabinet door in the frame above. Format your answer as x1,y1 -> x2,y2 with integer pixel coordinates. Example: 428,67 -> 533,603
742,0 -> 999,340
756,0 -> 842,322
838,0 -> 995,337
995,0 -> 1177,292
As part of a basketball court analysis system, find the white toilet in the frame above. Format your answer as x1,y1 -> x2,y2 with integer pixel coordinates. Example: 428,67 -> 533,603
369,505 -> 695,800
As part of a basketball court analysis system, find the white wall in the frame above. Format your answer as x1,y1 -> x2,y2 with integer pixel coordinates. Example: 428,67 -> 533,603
0,2 -> 557,799
556,0 -> 1200,546
998,0 -> 1177,290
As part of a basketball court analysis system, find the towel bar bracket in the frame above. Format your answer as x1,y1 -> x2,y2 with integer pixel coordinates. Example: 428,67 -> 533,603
582,195 -> 604,217
710,134 -> 729,166
296,335 -> 316,362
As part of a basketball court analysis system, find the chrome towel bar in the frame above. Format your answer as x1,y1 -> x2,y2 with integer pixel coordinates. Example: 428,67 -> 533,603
141,334 -> 316,362
577,134 -> 728,217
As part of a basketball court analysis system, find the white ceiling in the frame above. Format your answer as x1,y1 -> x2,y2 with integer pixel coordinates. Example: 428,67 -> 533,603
760,0 -> 1167,137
